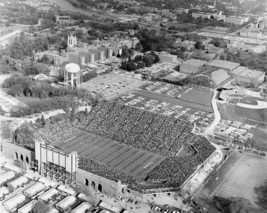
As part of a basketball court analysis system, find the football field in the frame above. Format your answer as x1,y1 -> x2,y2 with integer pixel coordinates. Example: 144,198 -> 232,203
53,130 -> 166,180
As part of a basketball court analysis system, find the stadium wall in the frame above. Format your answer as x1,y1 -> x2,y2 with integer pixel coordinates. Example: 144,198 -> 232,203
1,141 -> 34,169
76,168 -> 180,202
76,168 -> 122,198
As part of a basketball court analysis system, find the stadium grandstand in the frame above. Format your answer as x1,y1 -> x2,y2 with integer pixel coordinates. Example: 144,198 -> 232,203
36,100 -> 216,197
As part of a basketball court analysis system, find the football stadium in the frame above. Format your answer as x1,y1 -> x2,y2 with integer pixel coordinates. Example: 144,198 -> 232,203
33,99 -> 216,200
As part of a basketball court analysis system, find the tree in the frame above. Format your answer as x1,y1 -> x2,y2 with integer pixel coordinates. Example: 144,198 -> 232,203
121,48 -> 130,59
41,115 -> 46,127
254,180 -> 267,211
135,42 -> 143,51
7,33 -> 33,60
33,37 -> 49,53
143,53 -> 155,67
128,48 -> 135,56
195,41 -> 203,50
14,123 -> 35,150
38,55 -> 51,64
31,200 -> 51,213
151,51 -> 160,63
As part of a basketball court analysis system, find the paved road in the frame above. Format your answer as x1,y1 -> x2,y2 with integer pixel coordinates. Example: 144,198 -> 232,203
204,90 -> 221,135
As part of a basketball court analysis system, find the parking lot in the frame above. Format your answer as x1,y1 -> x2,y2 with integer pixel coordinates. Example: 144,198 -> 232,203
81,73 -> 148,100
143,82 -> 213,112
120,92 -> 213,126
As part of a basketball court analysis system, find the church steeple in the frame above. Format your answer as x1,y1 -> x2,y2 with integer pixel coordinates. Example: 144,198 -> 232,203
67,34 -> 77,48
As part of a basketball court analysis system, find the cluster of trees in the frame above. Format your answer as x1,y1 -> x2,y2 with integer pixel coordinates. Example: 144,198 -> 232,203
87,21 -> 139,34
1,4 -> 39,25
220,50 -> 267,72
31,201 -> 51,213
119,47 -> 135,59
194,188 -> 267,213
10,97 -> 75,117
13,123 -> 35,150
120,51 -> 160,71
2,33 -> 49,60
82,70 -> 97,82
210,38 -> 228,48
199,195 -> 266,213
3,75 -> 71,98
136,29 -> 175,52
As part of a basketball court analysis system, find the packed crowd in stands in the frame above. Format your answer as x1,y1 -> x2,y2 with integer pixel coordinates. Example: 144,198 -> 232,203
38,100 -> 216,192
37,119 -> 78,143
77,100 -> 199,157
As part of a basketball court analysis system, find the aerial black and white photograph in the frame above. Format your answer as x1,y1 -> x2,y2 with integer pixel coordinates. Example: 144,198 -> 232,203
0,0 -> 267,212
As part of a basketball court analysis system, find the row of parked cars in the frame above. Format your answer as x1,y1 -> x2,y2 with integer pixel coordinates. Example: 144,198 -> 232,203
151,205 -> 183,213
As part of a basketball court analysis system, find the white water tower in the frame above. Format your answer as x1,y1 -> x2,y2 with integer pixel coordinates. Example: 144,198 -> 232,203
64,63 -> 81,89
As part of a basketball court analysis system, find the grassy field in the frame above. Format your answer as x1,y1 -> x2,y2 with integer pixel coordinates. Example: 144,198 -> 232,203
180,88 -> 213,110
217,102 -> 267,123
207,152 -> 267,207
54,130 -> 165,179
250,123 -> 267,151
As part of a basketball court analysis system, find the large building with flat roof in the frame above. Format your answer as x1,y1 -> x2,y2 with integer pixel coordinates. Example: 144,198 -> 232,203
55,15 -> 71,24
224,16 -> 248,25
231,66 -> 265,87
205,59 -> 240,73
180,59 -> 207,74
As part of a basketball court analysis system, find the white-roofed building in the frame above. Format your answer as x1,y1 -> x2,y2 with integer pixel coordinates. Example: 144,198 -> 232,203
3,194 -> 26,211
56,195 -> 76,210
71,202 -> 92,213
58,185 -> 76,195
18,200 -> 37,213
158,51 -> 180,64
23,182 -> 46,197
0,171 -> 16,185
99,201 -> 122,213
99,210 -> 112,213
8,176 -> 28,190
231,66 -> 265,87
180,59 -> 207,74
211,69 -> 230,86
48,208 -> 59,213
193,68 -> 230,88
38,188 -> 58,201
0,187 -> 9,199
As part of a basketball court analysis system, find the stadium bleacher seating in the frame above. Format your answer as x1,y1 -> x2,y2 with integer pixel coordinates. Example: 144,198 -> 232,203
38,100 -> 216,193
